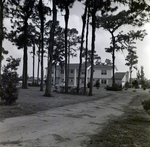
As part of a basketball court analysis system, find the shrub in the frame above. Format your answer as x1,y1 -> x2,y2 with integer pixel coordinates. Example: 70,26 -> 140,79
132,80 -> 139,88
87,82 -> 90,88
105,84 -> 122,91
0,56 -> 21,105
133,89 -> 136,92
60,86 -> 65,93
125,81 -> 129,89
95,79 -> 100,89
143,87 -> 146,90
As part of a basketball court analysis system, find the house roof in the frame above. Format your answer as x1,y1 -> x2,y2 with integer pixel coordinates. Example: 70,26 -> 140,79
56,63 -> 91,70
113,72 -> 127,80
52,63 -> 113,70
94,64 -> 113,70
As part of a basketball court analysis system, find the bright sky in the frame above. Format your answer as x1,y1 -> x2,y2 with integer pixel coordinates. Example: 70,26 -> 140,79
2,0 -> 150,79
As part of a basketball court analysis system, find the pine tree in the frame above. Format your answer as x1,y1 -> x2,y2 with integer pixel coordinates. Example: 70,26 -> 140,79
8,0 -> 36,89
56,0 -> 76,93
44,0 -> 57,96
77,0 -> 89,94
125,47 -> 138,85
96,8 -> 147,88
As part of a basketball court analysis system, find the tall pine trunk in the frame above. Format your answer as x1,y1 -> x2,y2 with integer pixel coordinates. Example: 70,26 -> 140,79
22,21 -> 28,89
55,63 -> 57,85
112,33 -> 115,87
39,0 -> 44,91
37,43 -> 40,85
0,1 -> 4,82
89,0 -> 96,96
84,6 -> 89,95
68,53 -> 70,86
77,0 -> 88,93
32,42 -> 35,84
64,5 -> 69,93
130,66 -> 132,86
40,35 -> 44,91
44,0 -> 57,96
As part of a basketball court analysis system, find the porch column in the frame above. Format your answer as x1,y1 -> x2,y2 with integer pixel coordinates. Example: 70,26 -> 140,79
100,79 -> 101,84
74,69 -> 76,86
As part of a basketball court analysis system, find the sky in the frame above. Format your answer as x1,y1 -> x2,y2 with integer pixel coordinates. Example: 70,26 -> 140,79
2,0 -> 150,79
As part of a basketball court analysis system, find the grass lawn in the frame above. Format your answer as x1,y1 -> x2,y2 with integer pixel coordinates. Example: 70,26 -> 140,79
85,93 -> 150,147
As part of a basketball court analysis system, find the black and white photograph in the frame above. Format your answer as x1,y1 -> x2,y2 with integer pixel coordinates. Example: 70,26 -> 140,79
0,0 -> 150,146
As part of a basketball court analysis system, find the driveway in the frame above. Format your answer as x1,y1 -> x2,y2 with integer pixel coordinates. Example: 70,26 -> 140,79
0,89 -> 141,147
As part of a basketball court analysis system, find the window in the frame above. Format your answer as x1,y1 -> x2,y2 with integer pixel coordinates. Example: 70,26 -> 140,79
70,78 -> 74,82
101,79 -> 106,84
61,69 -> 64,74
70,70 -> 74,74
81,79 -> 84,83
101,70 -> 107,75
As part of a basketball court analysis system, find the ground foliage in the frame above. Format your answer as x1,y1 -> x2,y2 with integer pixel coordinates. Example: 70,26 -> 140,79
0,56 -> 20,105
85,94 -> 150,147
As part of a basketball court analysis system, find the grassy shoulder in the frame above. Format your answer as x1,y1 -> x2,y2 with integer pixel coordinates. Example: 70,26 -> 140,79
85,92 -> 150,147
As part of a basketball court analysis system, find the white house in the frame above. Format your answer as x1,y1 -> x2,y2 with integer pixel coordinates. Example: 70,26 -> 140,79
49,63 -> 130,87
51,63 -> 120,87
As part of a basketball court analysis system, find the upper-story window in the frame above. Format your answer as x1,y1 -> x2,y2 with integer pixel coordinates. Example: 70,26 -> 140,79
101,70 -> 107,75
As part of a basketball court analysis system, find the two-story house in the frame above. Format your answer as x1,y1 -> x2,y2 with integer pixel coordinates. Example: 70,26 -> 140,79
51,63 -> 116,87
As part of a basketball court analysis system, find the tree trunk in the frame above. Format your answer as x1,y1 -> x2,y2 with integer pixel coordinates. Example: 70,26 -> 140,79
37,44 -> 40,85
112,34 -> 115,87
44,0 -> 57,96
84,6 -> 89,95
55,63 -> 57,85
77,0 -> 88,93
0,0 -> 4,83
130,67 -> 132,87
64,5 -> 69,93
0,1 -> 4,82
40,34 -> 44,91
32,43 -> 35,84
68,53 -> 70,87
39,0 -> 44,91
89,0 -> 96,96
22,21 -> 28,89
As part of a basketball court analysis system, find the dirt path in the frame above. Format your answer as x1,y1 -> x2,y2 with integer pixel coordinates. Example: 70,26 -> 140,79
85,90 -> 150,147
0,89 -> 141,147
